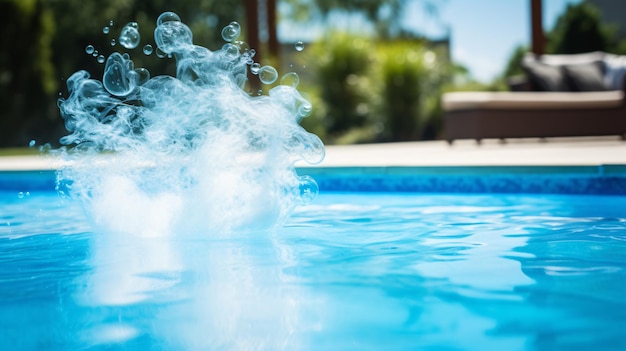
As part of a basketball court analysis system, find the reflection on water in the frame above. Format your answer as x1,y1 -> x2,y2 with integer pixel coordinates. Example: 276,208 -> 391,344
1,192 -> 626,350
77,229 -> 309,350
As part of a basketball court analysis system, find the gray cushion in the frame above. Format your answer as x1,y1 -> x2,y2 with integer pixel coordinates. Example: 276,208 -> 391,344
562,61 -> 608,91
523,61 -> 569,91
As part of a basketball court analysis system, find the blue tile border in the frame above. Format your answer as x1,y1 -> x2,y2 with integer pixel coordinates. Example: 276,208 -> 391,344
3,166 -> 626,195
0,170 -> 57,192
297,165 -> 626,195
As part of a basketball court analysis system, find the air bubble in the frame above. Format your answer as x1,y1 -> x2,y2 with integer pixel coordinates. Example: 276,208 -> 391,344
92,50 -> 99,57
97,55 -> 105,64
235,40 -> 249,53
258,66 -> 278,84
155,47 -> 167,58
102,52 -> 137,96
154,20 -> 193,54
295,41 -> 304,51
222,43 -> 240,61
221,22 -> 240,42
134,68 -> 150,85
110,39 -> 116,46
85,45 -> 95,55
29,140 -> 36,147
119,22 -> 141,49
17,192 -> 24,199
298,176 -> 319,204
109,20 -> 114,26
280,72 -> 299,88
157,11 -> 181,25
143,44 -> 153,55
103,26 -> 110,34
250,63 -> 261,74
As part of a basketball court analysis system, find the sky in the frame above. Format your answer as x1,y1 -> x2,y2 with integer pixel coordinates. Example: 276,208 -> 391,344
401,0 -> 584,82
279,0 -> 584,82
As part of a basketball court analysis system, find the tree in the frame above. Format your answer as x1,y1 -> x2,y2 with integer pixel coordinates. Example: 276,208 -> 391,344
281,0 -> 444,38
547,2 -> 614,54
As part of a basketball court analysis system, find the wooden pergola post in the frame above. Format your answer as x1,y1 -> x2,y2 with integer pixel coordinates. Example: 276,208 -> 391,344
245,0 -> 261,90
531,0 -> 545,56
244,0 -> 279,90
267,0 -> 279,59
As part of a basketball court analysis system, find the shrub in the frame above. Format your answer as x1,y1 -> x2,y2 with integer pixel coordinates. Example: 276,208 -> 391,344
309,33 -> 376,139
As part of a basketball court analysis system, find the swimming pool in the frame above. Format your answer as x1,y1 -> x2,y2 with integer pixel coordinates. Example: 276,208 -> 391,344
1,168 -> 626,350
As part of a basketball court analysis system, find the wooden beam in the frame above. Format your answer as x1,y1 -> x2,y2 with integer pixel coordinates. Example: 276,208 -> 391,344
245,0 -> 261,90
267,0 -> 279,60
531,0 -> 545,55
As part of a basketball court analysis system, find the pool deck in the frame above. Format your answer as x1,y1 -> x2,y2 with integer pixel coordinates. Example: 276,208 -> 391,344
1,136 -> 626,171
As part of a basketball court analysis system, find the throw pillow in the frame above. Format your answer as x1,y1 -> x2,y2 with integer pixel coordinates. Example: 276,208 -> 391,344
522,61 -> 569,91
562,61 -> 608,91
603,54 -> 626,90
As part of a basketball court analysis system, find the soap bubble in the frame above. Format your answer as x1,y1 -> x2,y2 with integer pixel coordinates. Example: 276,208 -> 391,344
143,44 -> 153,55
280,72 -> 299,88
295,41 -> 304,51
119,22 -> 141,49
258,66 -> 278,84
85,45 -> 95,55
221,22 -> 240,42
157,11 -> 181,25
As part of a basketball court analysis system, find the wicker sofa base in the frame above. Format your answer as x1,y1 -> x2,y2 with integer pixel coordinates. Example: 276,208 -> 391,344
445,108 -> 626,144
443,92 -> 626,144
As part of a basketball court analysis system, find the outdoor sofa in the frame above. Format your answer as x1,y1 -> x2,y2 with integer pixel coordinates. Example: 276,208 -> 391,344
442,51 -> 626,144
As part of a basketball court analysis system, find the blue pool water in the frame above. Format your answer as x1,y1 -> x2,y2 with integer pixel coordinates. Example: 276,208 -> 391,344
2,171 -> 626,350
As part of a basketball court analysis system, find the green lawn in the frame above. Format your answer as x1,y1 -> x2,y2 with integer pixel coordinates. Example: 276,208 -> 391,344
0,148 -> 42,156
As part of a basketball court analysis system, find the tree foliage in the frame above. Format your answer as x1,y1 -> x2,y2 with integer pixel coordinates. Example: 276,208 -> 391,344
281,0 -> 444,38
547,2 -> 615,54
0,0 -> 244,147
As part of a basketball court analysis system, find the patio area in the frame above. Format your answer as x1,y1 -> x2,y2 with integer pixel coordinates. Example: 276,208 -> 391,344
2,136 -> 626,171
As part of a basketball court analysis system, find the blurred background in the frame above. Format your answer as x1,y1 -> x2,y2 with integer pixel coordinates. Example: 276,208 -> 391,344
1,0 -> 625,149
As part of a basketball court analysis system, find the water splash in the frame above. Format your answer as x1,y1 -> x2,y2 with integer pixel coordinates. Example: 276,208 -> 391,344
57,13 -> 324,235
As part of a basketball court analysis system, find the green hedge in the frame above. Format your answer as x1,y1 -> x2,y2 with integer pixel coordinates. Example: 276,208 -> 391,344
304,34 -> 450,144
